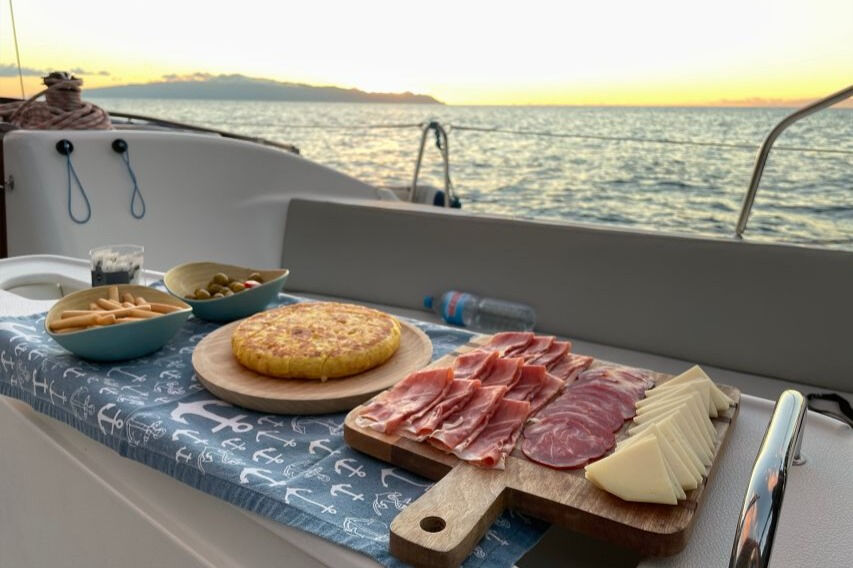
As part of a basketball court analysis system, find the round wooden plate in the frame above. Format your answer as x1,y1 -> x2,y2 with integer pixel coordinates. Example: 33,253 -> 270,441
192,318 -> 432,414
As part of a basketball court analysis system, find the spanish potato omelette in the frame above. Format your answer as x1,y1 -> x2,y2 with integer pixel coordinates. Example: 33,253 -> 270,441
231,302 -> 402,379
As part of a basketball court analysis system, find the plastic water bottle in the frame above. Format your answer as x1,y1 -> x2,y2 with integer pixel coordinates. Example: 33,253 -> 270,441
423,291 -> 536,332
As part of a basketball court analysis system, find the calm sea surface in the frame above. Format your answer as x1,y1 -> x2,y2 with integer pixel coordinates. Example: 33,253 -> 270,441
94,99 -> 853,249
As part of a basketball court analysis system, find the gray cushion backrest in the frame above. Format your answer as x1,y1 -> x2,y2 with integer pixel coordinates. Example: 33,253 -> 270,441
282,198 -> 852,391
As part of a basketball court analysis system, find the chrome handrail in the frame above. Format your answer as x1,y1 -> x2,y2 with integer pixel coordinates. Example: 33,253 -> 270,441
410,121 -> 456,207
729,390 -> 807,568
735,84 -> 853,238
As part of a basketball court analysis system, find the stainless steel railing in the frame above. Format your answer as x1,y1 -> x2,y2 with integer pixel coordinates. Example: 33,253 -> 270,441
729,390 -> 807,568
735,85 -> 853,239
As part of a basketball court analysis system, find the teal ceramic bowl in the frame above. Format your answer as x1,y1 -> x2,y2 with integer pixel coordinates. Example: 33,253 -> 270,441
164,262 -> 289,322
45,284 -> 191,362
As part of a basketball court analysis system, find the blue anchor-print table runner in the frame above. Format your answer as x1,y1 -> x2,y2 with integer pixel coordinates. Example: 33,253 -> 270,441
0,293 -> 546,567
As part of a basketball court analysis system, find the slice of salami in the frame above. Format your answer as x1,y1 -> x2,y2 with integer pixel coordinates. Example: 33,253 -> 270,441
568,382 -> 638,420
537,395 -> 625,432
521,420 -> 614,469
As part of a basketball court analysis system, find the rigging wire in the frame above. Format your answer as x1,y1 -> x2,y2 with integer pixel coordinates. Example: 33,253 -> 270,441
9,0 -> 25,99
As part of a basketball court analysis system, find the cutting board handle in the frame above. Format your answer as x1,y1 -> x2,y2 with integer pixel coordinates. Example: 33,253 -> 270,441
390,464 -> 508,567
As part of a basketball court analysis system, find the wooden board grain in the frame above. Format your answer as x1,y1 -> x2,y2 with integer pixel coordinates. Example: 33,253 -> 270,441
343,335 -> 741,567
193,319 -> 432,414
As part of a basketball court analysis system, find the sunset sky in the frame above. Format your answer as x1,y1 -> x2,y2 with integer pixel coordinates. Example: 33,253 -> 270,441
1,0 -> 850,106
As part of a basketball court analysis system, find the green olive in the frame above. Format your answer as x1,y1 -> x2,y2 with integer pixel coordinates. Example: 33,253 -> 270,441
185,293 -> 196,300
229,282 -> 246,293
223,289 -> 234,296
207,283 -> 224,294
213,273 -> 230,285
194,289 -> 211,300
248,272 -> 263,283
212,292 -> 225,298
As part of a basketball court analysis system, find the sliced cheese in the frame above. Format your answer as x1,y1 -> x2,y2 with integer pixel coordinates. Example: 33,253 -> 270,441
585,436 -> 679,505
640,379 -> 717,418
630,406 -> 713,466
635,393 -> 715,445
619,424 -> 698,490
657,365 -> 733,412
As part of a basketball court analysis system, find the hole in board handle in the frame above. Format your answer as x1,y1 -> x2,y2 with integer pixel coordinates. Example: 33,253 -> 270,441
420,516 -> 446,533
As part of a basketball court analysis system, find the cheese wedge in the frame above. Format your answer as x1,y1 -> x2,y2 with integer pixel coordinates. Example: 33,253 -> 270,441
636,389 -> 715,439
585,436 -> 679,505
630,406 -> 713,465
639,380 -> 717,417
619,424 -> 698,490
655,365 -> 733,412
654,415 -> 706,479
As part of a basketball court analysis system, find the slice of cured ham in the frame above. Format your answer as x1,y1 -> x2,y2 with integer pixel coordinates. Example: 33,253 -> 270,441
483,331 -> 534,356
357,367 -> 454,433
548,353 -> 594,383
429,385 -> 507,452
454,398 -> 531,468
528,340 -> 571,368
480,357 -> 524,389
453,349 -> 498,381
400,379 -> 480,440
506,335 -> 555,358
505,365 -> 547,402
527,372 -> 564,414
522,418 -> 614,469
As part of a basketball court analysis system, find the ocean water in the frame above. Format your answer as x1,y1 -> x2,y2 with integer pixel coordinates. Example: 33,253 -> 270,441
95,99 -> 853,249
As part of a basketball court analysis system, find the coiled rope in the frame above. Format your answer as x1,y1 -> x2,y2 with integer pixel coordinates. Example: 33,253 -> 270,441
0,72 -> 112,130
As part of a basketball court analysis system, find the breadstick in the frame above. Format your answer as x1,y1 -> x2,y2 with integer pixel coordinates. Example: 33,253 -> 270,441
108,286 -> 120,302
148,303 -> 182,314
122,292 -> 135,304
51,312 -> 114,331
115,317 -> 145,323
121,301 -> 135,308
61,310 -> 97,319
55,326 -> 87,334
127,309 -> 159,319
89,302 -> 104,311
134,296 -> 149,306
96,298 -> 123,310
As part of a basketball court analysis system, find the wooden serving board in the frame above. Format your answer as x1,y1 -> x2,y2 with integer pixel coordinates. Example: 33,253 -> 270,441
344,335 -> 740,567
193,319 -> 432,414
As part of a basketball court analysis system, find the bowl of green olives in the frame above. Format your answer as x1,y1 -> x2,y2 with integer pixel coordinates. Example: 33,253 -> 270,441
164,262 -> 289,322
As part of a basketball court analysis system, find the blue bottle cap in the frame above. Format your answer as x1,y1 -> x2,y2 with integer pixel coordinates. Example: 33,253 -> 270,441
423,295 -> 433,309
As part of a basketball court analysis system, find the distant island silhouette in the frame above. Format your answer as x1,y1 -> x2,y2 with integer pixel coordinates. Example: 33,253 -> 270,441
87,73 -> 443,104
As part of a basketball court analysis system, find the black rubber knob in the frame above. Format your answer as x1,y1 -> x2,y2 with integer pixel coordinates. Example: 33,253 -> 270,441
56,139 -> 73,155
112,139 -> 128,153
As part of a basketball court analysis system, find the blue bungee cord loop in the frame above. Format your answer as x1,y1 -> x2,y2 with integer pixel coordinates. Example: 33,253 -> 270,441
56,139 -> 91,224
112,138 -> 146,219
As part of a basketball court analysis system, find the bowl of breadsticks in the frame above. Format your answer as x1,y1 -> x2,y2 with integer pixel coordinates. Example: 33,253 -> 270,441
45,284 -> 191,361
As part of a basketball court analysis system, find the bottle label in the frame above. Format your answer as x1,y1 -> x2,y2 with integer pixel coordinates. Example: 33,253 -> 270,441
441,292 -> 473,326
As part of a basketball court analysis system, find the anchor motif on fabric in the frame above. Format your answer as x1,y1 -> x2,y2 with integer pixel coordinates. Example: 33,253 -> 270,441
0,350 -> 14,372
257,415 -> 284,428
120,384 -> 148,398
13,343 -> 28,357
171,429 -> 209,445
221,438 -> 246,451
303,466 -> 331,483
380,467 -> 431,488
308,438 -> 340,456
188,333 -> 207,344
106,367 -> 147,383
284,488 -> 337,514
48,381 -> 67,405
252,447 -> 284,465
330,484 -> 364,502
97,403 -> 124,435
239,467 -> 288,487
334,458 -> 367,478
291,416 -> 343,436
31,370 -> 49,396
125,413 -> 167,447
178,346 -> 194,355
158,369 -> 182,381
28,348 -> 47,361
342,518 -> 389,543
154,380 -> 184,395
372,491 -> 411,517
485,530 -> 509,546
70,387 -> 95,420
170,400 -> 253,433
255,430 -> 296,447
0,322 -> 40,343
175,446 -> 193,464
99,386 -> 120,396
200,446 -> 243,467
